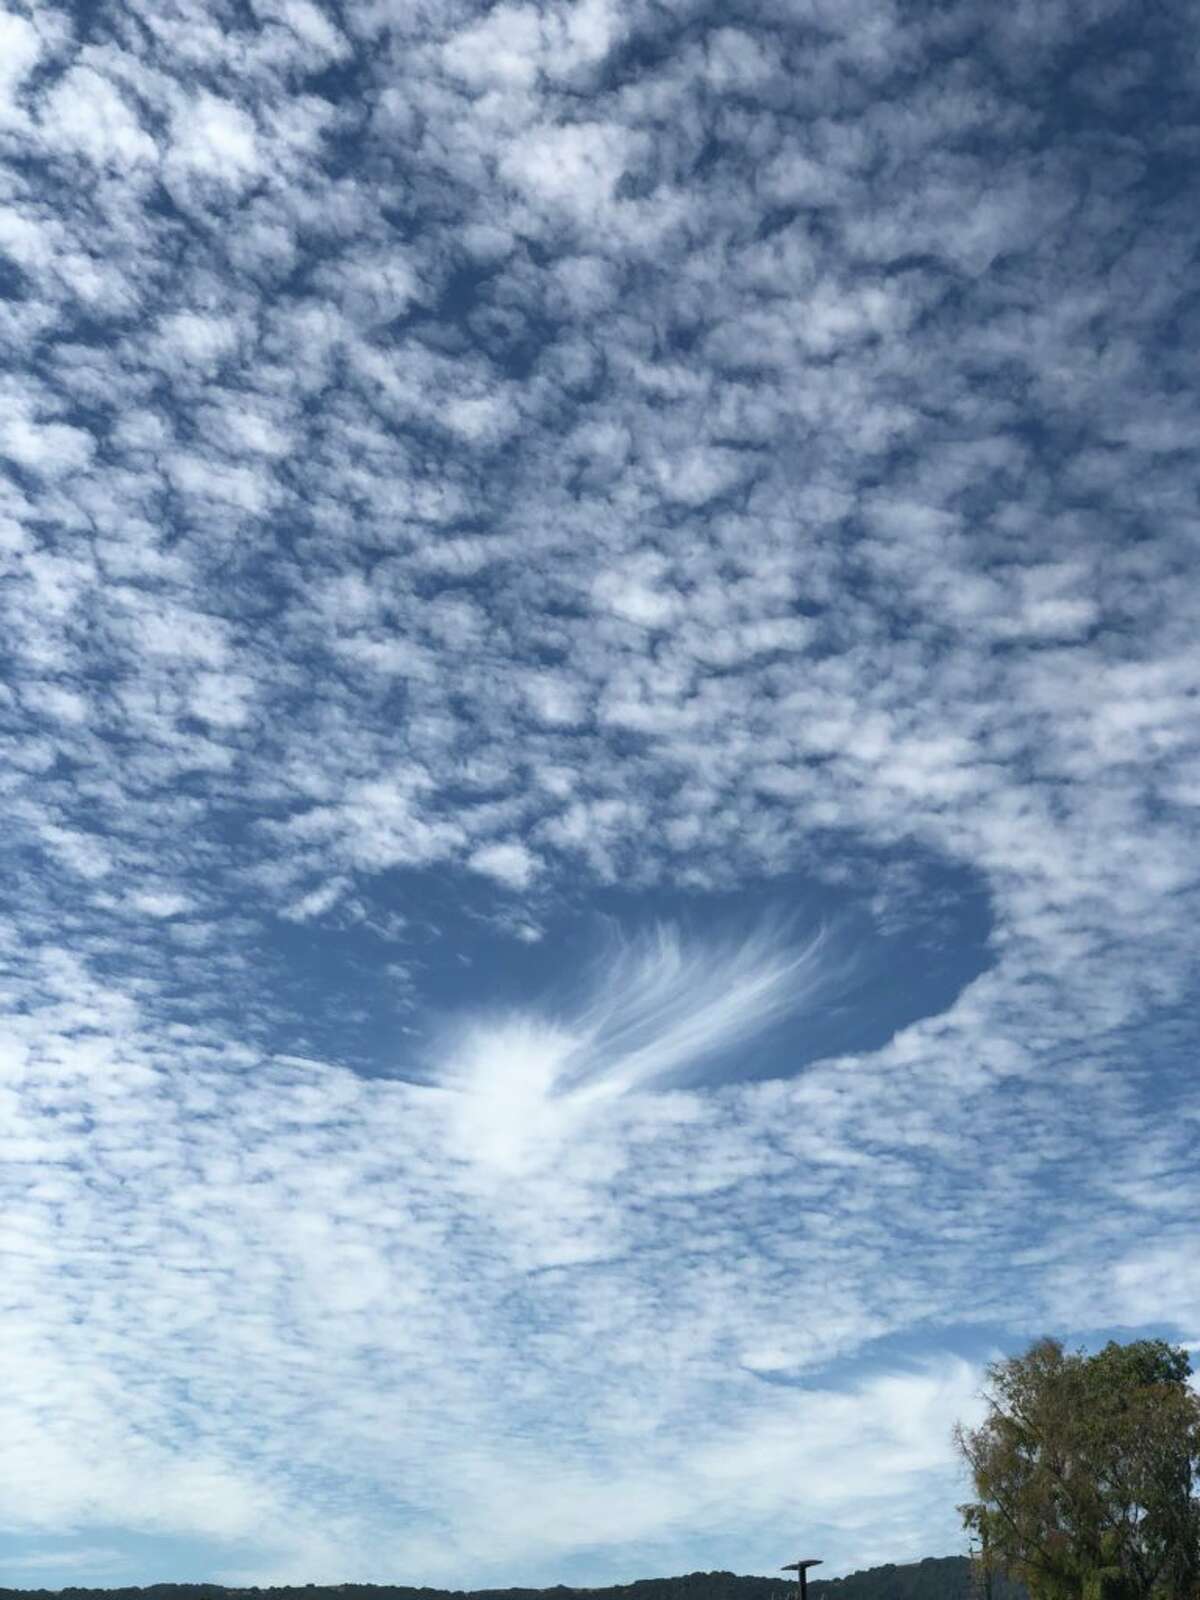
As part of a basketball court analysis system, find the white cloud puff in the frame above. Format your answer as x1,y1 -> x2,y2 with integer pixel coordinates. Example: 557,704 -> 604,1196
168,92 -> 261,187
468,839 -> 541,889
42,67 -> 159,167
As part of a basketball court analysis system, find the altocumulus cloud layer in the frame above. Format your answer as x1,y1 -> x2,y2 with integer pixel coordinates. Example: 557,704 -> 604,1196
2,0 -> 1200,1587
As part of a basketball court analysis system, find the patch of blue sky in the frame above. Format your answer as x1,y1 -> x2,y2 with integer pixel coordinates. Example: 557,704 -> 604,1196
255,849 -> 991,1080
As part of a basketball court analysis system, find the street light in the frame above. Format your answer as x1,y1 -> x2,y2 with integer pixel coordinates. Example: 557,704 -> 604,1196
782,1557 -> 824,1600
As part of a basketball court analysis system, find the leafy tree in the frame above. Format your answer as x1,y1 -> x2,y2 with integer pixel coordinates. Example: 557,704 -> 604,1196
955,1338 -> 1200,1600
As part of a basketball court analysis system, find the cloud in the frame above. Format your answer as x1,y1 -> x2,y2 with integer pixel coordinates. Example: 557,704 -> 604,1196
168,92 -> 261,186
425,918 -> 835,1175
41,67 -> 159,168
562,918 -> 832,1096
129,889 -> 195,918
0,12 -> 43,127
443,0 -> 620,90
501,120 -> 636,221
0,410 -> 95,479
468,839 -> 542,890
2,1547 -> 125,1573
2,0 -> 1199,1586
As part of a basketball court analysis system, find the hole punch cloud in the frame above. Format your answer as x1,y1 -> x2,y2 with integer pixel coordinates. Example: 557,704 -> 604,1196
426,917 -> 836,1171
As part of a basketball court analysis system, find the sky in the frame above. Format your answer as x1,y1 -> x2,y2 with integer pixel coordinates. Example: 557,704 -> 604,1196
2,0 -> 1199,1588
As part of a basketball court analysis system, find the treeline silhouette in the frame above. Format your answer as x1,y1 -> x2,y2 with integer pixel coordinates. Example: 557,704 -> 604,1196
0,1554 -> 1027,1600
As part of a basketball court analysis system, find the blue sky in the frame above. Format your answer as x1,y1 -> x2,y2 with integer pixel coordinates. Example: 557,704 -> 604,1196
2,0 -> 1199,1588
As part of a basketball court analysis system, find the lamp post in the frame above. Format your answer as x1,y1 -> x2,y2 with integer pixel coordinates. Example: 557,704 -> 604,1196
782,1557 -> 824,1600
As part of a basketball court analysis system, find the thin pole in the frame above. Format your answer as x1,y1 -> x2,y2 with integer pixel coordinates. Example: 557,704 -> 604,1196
782,1557 -> 822,1598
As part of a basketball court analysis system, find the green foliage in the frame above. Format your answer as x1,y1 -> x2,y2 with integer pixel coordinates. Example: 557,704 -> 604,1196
955,1338 -> 1200,1600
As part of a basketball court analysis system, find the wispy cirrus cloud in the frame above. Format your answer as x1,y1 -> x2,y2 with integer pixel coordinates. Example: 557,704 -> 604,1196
427,917 -> 834,1171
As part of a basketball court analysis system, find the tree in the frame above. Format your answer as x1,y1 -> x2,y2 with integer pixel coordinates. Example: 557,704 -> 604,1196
955,1337 -> 1200,1600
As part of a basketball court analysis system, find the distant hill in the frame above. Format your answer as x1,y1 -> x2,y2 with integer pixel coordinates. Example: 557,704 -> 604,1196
804,1556 -> 1025,1600
0,1554 -> 1027,1600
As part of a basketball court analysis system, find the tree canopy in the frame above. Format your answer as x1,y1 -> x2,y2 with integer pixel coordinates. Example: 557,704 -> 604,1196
956,1338 -> 1200,1600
